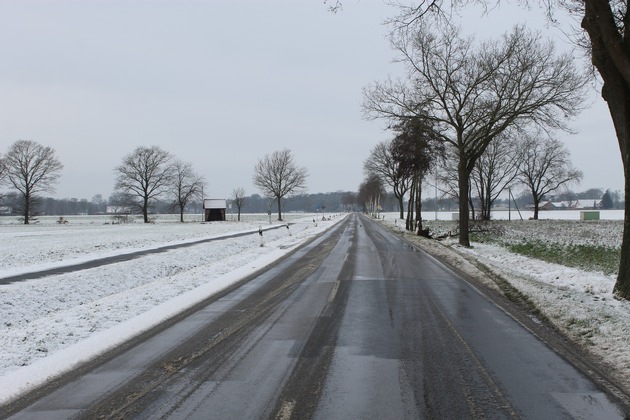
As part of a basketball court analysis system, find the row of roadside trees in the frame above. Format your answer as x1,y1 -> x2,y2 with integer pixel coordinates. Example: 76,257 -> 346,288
364,129 -> 584,225
363,23 -> 587,243
357,1 -> 630,299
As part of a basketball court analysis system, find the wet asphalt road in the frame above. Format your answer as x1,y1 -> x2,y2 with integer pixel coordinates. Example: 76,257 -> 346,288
3,213 -> 629,419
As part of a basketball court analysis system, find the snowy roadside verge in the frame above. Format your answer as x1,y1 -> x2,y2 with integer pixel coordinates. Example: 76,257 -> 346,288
0,214 -> 347,405
378,216 -> 630,394
0,249 -> 287,405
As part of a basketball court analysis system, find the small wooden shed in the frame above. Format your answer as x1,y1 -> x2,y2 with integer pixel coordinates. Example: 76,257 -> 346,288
203,199 -> 227,222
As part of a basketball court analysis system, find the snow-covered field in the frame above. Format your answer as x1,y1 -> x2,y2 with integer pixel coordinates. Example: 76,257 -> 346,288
379,212 -> 630,394
0,213 -> 345,404
414,209 -> 625,221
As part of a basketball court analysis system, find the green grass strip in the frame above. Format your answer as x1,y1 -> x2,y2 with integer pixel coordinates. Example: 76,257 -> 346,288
506,240 -> 620,276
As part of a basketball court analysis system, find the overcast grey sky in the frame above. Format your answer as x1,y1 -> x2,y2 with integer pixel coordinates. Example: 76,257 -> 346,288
0,0 -> 623,201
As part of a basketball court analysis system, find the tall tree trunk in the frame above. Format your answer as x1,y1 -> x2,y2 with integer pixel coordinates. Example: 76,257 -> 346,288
533,201 -> 540,220
482,180 -> 491,220
597,56 -> 630,298
406,181 -> 415,231
397,192 -> 405,220
468,176 -> 477,221
277,196 -> 282,221
143,197 -> 149,223
458,161 -> 471,247
486,192 -> 492,220
617,174 -> 630,298
582,1 -> 630,298
24,192 -> 30,225
415,176 -> 423,235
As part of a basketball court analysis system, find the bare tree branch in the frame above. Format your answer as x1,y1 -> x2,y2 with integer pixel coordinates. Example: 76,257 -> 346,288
517,131 -> 583,219
364,140 -> 411,219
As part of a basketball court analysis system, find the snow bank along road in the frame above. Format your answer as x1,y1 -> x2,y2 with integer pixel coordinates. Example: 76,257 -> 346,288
3,214 -> 630,419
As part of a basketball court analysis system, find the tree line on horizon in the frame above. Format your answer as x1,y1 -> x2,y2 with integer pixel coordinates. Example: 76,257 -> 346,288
0,190 -> 359,219
0,139 -> 623,222
0,142 -> 314,223
0,169 -> 621,222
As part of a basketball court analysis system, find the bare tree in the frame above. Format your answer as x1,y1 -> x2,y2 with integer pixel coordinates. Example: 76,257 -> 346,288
231,187 -> 246,221
517,133 -> 583,220
363,140 -> 411,220
91,194 -> 107,214
114,146 -> 174,223
602,189 -> 615,210
171,159 -> 205,223
357,173 -> 386,216
341,191 -> 357,212
364,23 -> 587,246
4,140 -> 63,224
471,131 -> 522,220
390,117 -> 439,234
252,148 -> 308,221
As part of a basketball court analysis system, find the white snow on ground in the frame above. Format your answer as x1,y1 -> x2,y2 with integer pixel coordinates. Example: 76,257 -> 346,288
379,212 -> 630,393
0,213 -> 344,404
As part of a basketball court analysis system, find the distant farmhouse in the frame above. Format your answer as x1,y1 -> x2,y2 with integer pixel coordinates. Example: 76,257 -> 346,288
537,197 -> 602,211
